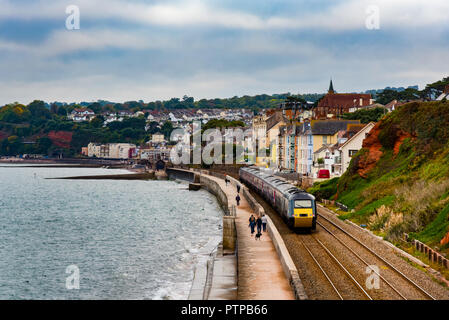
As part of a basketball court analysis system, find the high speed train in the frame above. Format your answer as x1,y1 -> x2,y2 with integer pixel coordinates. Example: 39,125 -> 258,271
240,166 -> 317,231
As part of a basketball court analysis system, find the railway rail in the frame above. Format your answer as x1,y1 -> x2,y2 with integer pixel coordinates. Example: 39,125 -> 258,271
248,187 -> 449,300
300,235 -> 373,300
317,213 -> 436,300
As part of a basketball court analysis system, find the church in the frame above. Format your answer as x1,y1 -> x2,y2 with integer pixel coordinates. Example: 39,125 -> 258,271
314,80 -> 373,119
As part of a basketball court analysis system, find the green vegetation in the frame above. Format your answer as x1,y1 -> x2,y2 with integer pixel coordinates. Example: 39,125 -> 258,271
309,100 -> 449,254
202,119 -> 245,131
308,178 -> 339,201
374,77 -> 449,104
342,107 -> 388,123
0,101 -> 166,156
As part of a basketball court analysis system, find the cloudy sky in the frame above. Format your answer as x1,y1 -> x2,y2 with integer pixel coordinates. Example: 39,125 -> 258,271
0,0 -> 448,105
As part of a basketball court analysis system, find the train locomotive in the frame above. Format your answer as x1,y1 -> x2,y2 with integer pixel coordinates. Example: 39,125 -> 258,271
240,166 -> 317,231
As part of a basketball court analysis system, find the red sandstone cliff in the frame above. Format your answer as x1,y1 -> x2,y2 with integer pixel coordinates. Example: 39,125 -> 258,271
48,131 -> 73,149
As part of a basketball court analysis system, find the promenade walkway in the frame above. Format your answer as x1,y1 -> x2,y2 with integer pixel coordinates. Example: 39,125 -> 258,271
206,175 -> 294,300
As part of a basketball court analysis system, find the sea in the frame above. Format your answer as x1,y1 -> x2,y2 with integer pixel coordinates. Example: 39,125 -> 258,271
0,165 -> 223,300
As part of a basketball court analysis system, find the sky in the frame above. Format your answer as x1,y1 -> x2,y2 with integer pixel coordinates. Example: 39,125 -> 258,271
0,0 -> 448,105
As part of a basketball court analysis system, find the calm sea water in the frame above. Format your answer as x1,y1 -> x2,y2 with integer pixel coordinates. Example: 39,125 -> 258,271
0,165 -> 222,300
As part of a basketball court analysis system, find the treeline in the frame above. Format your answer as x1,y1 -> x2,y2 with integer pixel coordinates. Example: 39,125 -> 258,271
0,100 -> 248,156
36,93 -> 325,116
0,100 -> 177,156
374,77 -> 449,105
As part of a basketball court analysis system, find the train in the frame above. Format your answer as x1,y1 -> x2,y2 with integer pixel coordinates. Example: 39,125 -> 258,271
240,166 -> 317,231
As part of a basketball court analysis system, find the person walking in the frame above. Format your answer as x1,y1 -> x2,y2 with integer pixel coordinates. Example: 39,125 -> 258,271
236,194 -> 241,206
225,177 -> 229,186
256,216 -> 262,234
249,215 -> 256,235
236,184 -> 241,194
261,214 -> 268,232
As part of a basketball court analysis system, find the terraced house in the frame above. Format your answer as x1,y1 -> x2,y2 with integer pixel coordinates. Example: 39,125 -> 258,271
277,119 -> 363,176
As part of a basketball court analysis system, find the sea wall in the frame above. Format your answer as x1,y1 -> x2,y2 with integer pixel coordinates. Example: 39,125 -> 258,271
166,168 -> 236,252
239,178 -> 308,300
200,174 -> 236,252
166,168 -> 198,183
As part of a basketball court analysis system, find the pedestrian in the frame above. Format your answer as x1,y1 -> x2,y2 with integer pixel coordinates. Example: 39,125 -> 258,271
225,177 -> 229,186
261,214 -> 267,232
256,216 -> 262,234
249,215 -> 256,235
236,194 -> 241,206
237,184 -> 241,193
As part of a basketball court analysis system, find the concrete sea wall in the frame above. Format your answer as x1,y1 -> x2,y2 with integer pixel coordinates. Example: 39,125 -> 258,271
166,168 -> 198,183
166,168 -> 238,300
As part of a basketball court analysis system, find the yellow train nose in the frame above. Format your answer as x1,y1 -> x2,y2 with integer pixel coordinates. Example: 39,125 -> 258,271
293,208 -> 314,228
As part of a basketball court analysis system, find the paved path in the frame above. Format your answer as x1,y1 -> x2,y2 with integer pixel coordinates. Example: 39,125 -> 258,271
207,175 -> 294,300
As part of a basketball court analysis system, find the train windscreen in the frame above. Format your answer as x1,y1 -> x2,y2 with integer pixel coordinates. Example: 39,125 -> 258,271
294,200 -> 312,208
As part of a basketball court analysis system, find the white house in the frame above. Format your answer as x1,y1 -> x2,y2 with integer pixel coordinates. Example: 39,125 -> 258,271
312,144 -> 341,177
338,122 -> 375,173
69,108 -> 95,122
152,133 -> 166,144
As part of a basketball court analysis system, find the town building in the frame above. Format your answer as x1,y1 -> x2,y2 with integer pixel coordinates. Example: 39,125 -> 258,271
310,119 -> 361,153
68,108 -> 95,122
86,142 -> 136,159
252,114 -> 268,155
313,144 -> 341,176
266,111 -> 288,167
314,80 -> 373,119
337,122 -> 375,173
151,133 -> 166,144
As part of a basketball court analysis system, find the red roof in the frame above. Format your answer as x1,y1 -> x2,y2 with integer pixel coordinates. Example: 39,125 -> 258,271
318,93 -> 372,108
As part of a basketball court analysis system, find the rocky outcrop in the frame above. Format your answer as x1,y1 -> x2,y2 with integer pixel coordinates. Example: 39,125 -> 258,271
441,231 -> 449,246
354,122 -> 384,178
352,122 -> 412,178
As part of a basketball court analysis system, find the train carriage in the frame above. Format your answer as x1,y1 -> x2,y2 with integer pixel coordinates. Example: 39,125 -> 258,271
240,166 -> 317,231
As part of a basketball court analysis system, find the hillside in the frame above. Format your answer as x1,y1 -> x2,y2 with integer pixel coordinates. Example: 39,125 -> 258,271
310,101 -> 449,256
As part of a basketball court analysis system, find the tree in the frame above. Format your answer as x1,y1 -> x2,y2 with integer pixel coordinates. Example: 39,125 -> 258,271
57,106 -> 67,116
36,136 -> 53,154
161,121 -> 174,139
0,104 -> 31,123
342,107 -> 387,123
88,102 -> 103,114
28,100 -> 51,119
90,116 -> 104,128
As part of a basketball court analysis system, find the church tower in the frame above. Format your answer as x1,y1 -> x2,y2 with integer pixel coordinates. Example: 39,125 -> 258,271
328,79 -> 335,94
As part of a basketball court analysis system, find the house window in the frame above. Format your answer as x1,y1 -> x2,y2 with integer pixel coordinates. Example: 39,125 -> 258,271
349,150 -> 358,157
323,136 -> 328,144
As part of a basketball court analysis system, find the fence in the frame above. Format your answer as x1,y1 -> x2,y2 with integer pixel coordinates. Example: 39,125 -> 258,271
413,239 -> 449,269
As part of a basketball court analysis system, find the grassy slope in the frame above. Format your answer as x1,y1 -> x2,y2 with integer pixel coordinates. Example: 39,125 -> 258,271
309,101 -> 449,253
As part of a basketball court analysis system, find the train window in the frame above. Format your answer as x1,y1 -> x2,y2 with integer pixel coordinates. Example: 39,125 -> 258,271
294,200 -> 312,208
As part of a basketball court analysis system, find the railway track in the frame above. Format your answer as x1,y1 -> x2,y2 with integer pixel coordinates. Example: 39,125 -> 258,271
248,189 -> 447,300
300,235 -> 373,300
317,212 -> 436,300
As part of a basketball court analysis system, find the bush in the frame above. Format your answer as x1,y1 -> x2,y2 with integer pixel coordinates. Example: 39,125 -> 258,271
308,177 -> 339,201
